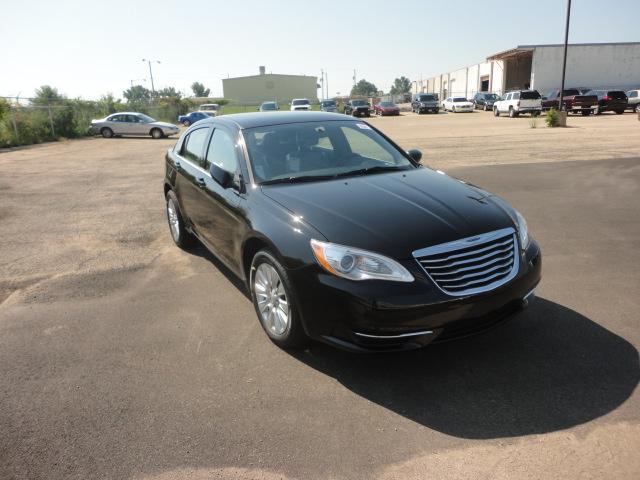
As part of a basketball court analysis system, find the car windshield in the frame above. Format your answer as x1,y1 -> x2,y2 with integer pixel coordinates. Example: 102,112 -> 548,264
321,101 -> 336,107
243,120 -> 415,184
138,114 -> 155,123
261,103 -> 277,110
419,95 -> 435,101
453,97 -> 467,102
379,102 -> 395,107
292,99 -> 309,106
351,100 -> 367,106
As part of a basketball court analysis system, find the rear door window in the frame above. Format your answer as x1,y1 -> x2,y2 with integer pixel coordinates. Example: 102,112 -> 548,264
182,127 -> 210,167
608,91 -> 626,99
512,92 -> 520,100
521,91 -> 541,100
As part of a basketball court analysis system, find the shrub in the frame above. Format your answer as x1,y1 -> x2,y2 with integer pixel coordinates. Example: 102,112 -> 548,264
545,108 -> 560,127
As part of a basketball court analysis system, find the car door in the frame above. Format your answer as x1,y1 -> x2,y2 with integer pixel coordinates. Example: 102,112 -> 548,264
173,126 -> 211,229
107,114 -> 124,134
187,126 -> 244,267
130,114 -> 149,135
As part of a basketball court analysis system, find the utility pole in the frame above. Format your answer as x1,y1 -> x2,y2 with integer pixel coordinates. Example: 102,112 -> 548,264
320,69 -> 325,101
558,0 -> 572,113
325,69 -> 329,99
142,59 -> 161,94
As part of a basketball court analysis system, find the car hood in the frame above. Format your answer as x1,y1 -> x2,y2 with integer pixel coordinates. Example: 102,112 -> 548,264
261,168 -> 516,259
151,121 -> 178,128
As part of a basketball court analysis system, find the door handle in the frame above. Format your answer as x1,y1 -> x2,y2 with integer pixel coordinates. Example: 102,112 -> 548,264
175,161 -> 181,170
196,177 -> 207,188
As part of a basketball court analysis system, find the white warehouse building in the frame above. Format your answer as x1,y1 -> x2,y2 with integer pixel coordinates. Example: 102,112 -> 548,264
413,42 -> 640,99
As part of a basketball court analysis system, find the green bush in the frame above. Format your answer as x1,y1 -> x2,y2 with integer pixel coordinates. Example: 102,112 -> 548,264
545,108 -> 560,127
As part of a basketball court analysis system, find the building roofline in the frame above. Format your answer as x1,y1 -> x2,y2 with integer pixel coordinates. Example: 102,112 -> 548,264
223,73 -> 317,81
487,41 -> 640,60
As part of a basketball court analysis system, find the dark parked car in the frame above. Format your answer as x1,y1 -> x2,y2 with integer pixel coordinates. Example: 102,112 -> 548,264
178,111 -> 211,126
374,101 -> 400,116
259,102 -> 279,112
411,93 -> 439,114
586,90 -> 628,114
541,89 -> 598,115
163,112 -> 541,352
320,100 -> 338,112
472,92 -> 500,111
344,99 -> 371,117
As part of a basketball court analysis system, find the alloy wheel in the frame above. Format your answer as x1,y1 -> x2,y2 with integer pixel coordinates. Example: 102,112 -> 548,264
167,198 -> 180,241
254,263 -> 290,337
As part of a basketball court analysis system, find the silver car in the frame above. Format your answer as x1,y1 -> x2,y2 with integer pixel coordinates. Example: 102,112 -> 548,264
90,112 -> 179,139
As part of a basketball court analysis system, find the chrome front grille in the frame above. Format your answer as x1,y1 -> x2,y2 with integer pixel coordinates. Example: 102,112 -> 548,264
413,227 -> 519,296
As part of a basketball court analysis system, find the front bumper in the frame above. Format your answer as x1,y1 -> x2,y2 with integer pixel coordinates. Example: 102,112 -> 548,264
289,240 -> 541,352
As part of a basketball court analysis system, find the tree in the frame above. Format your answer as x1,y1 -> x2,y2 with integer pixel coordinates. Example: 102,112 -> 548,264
156,87 -> 182,99
122,85 -> 152,103
32,85 -> 65,105
389,76 -> 411,95
191,82 -> 210,98
351,79 -> 378,97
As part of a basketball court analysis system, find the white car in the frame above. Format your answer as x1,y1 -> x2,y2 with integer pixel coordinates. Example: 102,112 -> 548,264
89,112 -> 179,139
442,97 -> 474,112
290,98 -> 311,111
493,90 -> 542,118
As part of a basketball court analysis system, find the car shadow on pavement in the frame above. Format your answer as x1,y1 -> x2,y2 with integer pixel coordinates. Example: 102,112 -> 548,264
186,242 -> 251,299
290,298 -> 639,439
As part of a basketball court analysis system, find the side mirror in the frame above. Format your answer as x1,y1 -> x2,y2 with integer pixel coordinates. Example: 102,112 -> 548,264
407,149 -> 422,163
210,163 -> 233,188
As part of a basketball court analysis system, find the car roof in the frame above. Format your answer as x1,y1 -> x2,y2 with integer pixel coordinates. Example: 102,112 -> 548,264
195,111 -> 351,129
108,112 -> 144,116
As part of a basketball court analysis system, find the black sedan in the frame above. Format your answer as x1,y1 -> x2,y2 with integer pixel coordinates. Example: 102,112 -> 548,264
164,112 -> 541,352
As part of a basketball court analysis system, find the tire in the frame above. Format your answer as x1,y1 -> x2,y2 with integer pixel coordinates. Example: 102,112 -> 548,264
484,104 -> 488,111
509,107 -> 518,118
101,127 -> 113,138
581,110 -> 591,116
493,107 -> 500,117
182,120 -> 191,127
151,128 -> 164,139
594,106 -> 601,115
250,250 -> 307,349
615,110 -> 624,115
165,190 -> 194,249
453,106 -> 457,113
635,104 -> 640,113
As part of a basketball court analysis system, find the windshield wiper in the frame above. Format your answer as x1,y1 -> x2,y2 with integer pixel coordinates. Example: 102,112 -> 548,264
260,175 -> 336,185
335,165 -> 407,178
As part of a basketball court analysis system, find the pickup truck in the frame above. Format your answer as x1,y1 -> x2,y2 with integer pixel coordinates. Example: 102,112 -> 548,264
542,89 -> 598,115
344,99 -> 371,117
493,90 -> 542,118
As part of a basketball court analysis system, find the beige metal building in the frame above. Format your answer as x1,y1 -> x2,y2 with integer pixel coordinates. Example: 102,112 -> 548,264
222,67 -> 318,104
412,42 -> 640,100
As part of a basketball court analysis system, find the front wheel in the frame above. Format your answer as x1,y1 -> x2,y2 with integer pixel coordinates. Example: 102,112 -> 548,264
581,110 -> 591,116
509,107 -> 518,118
101,127 -> 113,138
615,109 -> 624,115
182,120 -> 191,127
250,250 -> 307,349
151,128 -> 164,139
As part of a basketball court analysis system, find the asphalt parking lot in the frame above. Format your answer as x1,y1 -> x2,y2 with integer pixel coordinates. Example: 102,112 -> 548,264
1,112 -> 639,480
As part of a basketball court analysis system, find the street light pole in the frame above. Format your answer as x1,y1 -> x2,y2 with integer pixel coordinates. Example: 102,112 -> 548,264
558,0 -> 572,112
142,59 -> 161,94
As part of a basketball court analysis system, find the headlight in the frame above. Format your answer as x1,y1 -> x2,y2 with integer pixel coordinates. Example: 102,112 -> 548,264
515,210 -> 529,248
310,239 -> 414,282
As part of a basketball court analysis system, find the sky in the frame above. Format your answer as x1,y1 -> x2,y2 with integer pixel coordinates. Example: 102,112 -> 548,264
1,0 -> 638,101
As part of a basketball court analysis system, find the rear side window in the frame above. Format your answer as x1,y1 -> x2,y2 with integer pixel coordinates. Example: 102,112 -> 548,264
628,91 -> 638,98
608,91 -> 626,99
182,127 -> 210,167
521,91 -> 541,99
512,92 -> 520,100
